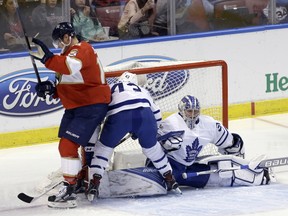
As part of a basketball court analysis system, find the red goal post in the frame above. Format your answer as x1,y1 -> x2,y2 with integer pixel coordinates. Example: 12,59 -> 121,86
104,60 -> 228,169
104,60 -> 228,127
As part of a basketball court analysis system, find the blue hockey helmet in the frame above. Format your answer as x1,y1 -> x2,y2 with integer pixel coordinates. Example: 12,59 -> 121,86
178,95 -> 200,129
52,22 -> 76,48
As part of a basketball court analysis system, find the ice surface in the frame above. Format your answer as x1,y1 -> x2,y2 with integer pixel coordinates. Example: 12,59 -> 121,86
1,114 -> 288,216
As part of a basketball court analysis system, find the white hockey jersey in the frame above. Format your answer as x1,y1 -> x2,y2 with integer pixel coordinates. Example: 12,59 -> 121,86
159,113 -> 233,166
107,82 -> 162,123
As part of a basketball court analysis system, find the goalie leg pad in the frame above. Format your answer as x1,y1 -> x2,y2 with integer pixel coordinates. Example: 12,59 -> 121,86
200,154 -> 269,187
99,167 -> 167,198
218,161 -> 234,178
233,169 -> 265,186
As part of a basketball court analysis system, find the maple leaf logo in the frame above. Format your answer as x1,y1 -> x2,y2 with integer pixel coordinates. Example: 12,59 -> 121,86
184,138 -> 203,163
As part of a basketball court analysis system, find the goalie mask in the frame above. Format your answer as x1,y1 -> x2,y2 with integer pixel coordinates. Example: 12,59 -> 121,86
178,95 -> 200,129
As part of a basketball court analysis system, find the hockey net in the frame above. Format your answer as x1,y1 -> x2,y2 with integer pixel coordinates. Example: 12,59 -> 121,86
104,60 -> 228,169
34,60 -> 228,193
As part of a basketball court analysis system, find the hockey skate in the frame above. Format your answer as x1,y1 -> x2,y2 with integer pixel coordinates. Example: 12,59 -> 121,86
86,174 -> 102,202
163,170 -> 182,194
47,181 -> 77,209
75,166 -> 89,194
248,154 -> 276,185
261,167 -> 276,185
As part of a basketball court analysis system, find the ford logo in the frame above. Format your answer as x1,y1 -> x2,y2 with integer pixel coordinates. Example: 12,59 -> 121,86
0,69 -> 62,116
107,55 -> 190,100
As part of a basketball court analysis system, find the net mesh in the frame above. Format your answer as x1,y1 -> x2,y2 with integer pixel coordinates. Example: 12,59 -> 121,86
104,60 -> 228,157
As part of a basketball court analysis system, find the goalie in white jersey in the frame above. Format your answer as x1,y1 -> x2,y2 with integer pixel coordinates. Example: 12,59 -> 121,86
86,72 -> 181,201
147,95 -> 273,188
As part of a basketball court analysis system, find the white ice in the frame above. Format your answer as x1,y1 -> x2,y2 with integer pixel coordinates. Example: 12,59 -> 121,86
1,113 -> 288,216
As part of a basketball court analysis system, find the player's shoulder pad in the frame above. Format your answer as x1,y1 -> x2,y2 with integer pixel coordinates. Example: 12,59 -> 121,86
199,115 -> 217,123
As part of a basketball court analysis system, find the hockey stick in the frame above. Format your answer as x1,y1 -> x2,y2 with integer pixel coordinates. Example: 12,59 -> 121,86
182,167 -> 241,179
13,0 -> 41,83
17,180 -> 63,203
257,156 -> 288,168
115,130 -> 185,147
182,156 -> 288,179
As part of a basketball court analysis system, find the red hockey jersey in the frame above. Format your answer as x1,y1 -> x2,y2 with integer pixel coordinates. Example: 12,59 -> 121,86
45,41 -> 111,109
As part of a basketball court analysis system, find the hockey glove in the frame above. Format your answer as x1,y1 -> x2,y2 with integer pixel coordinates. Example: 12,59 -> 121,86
35,80 -> 56,99
161,136 -> 183,151
30,38 -> 54,64
218,133 -> 245,158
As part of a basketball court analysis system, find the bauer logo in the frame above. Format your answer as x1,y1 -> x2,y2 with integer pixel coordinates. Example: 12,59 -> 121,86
108,55 -> 190,100
0,69 -> 62,116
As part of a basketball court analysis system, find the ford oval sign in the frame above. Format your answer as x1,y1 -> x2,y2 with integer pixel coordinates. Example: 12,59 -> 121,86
0,69 -> 62,116
107,55 -> 190,100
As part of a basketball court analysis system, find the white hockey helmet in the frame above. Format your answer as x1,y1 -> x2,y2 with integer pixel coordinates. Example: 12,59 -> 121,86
119,72 -> 138,85
178,95 -> 200,129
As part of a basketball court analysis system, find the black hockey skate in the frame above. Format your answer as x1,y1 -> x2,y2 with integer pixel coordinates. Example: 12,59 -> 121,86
48,181 -> 77,208
163,170 -> 182,194
75,166 -> 89,194
86,174 -> 102,202
261,167 -> 276,185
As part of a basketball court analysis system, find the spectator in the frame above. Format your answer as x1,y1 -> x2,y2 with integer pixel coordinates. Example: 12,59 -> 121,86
153,0 -> 168,36
262,0 -> 288,24
155,0 -> 210,35
31,0 -> 63,46
208,0 -> 270,30
153,0 -> 288,35
0,0 -> 27,51
70,0 -> 106,42
118,0 -> 158,40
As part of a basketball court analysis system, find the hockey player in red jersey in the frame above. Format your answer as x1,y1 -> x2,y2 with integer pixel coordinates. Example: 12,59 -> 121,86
30,22 -> 111,208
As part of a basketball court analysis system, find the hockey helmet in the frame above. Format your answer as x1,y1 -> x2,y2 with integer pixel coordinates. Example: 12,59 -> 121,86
119,72 -> 138,85
52,22 -> 76,47
178,95 -> 200,129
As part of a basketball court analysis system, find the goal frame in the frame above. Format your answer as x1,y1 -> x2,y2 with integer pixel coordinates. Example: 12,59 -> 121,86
105,60 -> 228,128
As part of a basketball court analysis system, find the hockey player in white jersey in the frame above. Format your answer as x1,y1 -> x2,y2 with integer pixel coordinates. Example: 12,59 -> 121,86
147,95 -> 272,188
86,72 -> 181,201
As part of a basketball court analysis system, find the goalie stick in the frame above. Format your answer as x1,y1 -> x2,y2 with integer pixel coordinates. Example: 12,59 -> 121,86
13,0 -> 41,83
182,156 -> 288,179
17,180 -> 63,203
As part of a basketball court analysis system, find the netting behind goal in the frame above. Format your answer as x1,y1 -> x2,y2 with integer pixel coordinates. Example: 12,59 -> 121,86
104,60 -> 228,168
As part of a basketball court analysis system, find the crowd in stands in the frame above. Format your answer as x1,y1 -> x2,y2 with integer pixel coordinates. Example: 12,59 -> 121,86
1,0 -> 288,52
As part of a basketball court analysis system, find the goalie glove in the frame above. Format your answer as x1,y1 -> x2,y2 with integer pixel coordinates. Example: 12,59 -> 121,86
161,136 -> 183,151
35,80 -> 56,99
218,133 -> 245,158
30,38 -> 54,64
